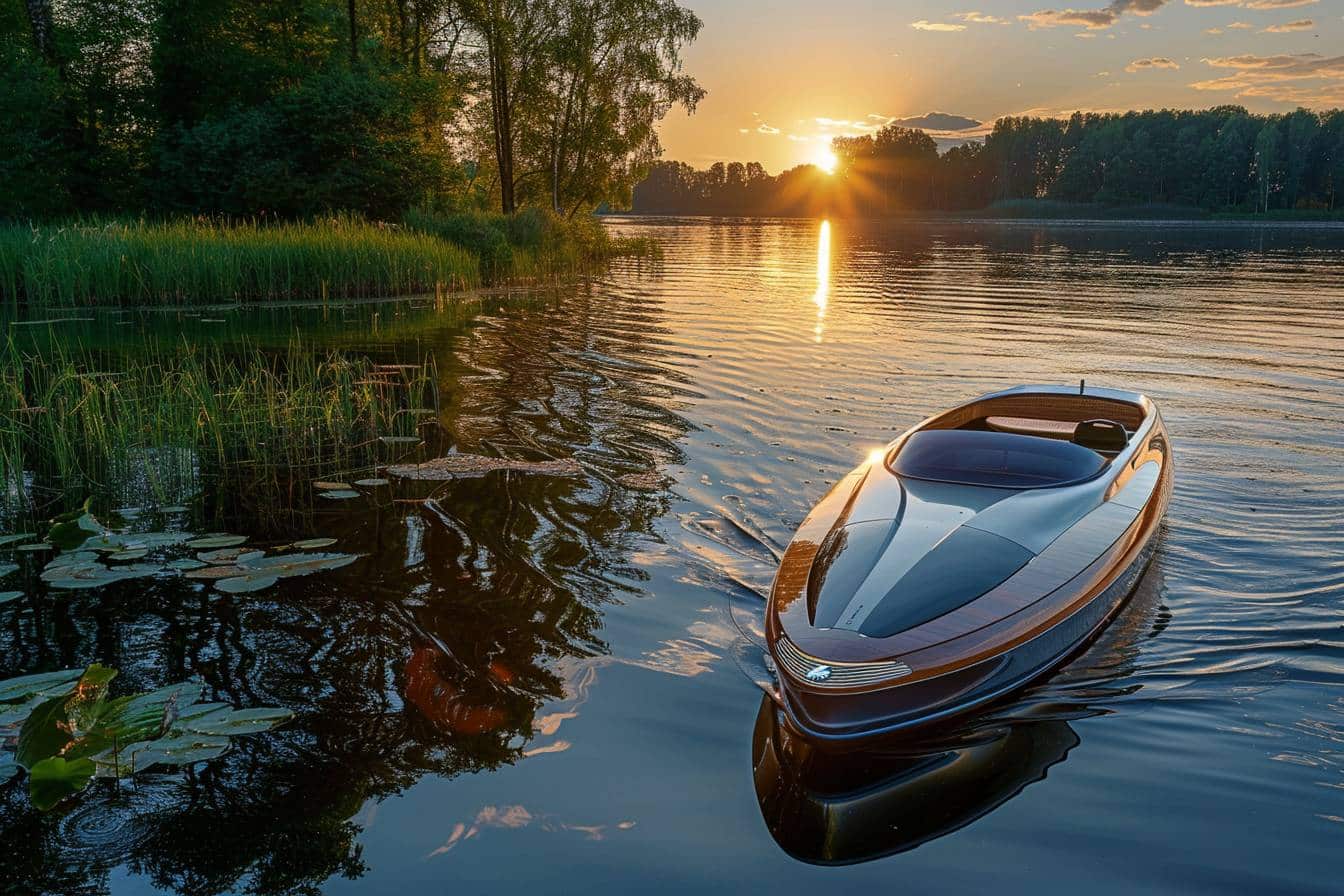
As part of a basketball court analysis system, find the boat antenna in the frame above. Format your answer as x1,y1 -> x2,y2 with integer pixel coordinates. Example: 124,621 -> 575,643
1079,378 -> 1085,394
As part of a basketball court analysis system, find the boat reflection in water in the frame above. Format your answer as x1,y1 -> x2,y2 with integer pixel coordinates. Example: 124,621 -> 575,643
752,556 -> 1167,865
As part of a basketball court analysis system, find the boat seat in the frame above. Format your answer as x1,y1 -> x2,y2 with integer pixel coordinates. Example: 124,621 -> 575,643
985,416 -> 1077,440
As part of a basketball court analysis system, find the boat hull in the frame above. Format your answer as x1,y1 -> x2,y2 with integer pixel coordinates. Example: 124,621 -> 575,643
766,385 -> 1172,743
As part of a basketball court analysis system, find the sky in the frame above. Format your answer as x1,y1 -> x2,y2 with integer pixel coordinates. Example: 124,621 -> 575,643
656,0 -> 1344,173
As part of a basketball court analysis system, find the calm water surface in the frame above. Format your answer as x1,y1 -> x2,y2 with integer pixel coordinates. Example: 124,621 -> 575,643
3,217 -> 1344,894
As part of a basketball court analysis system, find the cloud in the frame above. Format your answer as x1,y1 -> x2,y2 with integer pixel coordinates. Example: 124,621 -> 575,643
1185,0 -> 1317,6
1190,53 -> 1344,105
1019,0 -> 1170,30
1227,20 -> 1253,27
1126,57 -> 1181,71
1263,18 -> 1314,31
955,11 -> 1011,24
756,124 -> 780,135
911,20 -> 967,31
1205,26 -> 1224,32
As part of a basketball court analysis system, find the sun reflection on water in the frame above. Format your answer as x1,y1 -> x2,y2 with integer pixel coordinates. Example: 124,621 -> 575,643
811,219 -> 830,343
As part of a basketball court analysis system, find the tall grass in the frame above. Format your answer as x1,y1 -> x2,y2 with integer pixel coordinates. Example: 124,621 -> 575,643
0,216 -> 479,307
0,337 -> 439,516
404,207 -> 660,280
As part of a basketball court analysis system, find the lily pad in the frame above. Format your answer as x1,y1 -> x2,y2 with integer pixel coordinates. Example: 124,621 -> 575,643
0,591 -> 21,605
28,756 -> 95,810
0,668 -> 83,704
197,547 -> 264,565
159,506 -> 189,513
290,538 -> 337,550
0,564 -> 16,578
125,734 -> 230,771
0,533 -> 36,547
318,490 -> 360,500
17,665 -> 117,769
378,436 -> 423,445
353,478 -> 390,488
239,552 -> 358,576
313,481 -> 352,491
214,574 -> 278,594
182,565 -> 247,580
15,543 -> 51,553
46,563 -> 161,590
185,535 -> 247,549
166,558 -> 207,571
178,705 -> 294,736
81,531 -> 189,553
48,513 -> 103,550
386,453 -> 583,481
108,548 -> 150,561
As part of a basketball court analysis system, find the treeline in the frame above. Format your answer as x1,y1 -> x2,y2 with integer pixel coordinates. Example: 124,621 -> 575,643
0,0 -> 702,220
631,106 -> 1344,217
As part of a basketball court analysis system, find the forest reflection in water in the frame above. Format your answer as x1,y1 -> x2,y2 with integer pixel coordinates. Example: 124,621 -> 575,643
2,216 -> 1343,895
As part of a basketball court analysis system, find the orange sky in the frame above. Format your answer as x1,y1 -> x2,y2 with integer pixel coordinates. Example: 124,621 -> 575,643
657,0 -> 1344,172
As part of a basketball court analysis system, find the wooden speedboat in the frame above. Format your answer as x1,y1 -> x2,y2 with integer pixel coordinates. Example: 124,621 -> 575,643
765,384 -> 1172,742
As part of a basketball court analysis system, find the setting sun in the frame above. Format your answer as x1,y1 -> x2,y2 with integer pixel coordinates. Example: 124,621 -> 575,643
814,147 -> 838,174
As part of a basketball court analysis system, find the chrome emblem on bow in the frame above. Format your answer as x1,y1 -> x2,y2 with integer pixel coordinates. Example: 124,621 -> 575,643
805,664 -> 833,682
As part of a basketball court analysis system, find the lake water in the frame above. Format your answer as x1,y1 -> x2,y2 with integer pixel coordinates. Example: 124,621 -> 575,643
3,216 -> 1344,893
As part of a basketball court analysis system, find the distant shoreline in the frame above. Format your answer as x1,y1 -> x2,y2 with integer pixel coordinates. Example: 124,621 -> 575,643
606,202 -> 1344,225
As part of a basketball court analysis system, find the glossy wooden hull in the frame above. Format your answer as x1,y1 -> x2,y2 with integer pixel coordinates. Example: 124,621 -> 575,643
766,385 -> 1173,742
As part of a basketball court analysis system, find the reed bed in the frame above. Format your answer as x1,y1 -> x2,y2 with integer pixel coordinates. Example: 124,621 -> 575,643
0,217 -> 480,307
0,338 -> 438,513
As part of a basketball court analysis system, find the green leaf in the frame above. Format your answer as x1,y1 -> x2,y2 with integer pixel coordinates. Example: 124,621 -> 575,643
0,591 -> 22,605
126,734 -> 230,772
318,490 -> 360,500
15,664 -> 117,769
28,756 -> 95,810
185,535 -> 248,549
179,706 -> 293,736
166,558 -> 206,571
0,668 -> 83,703
16,695 -> 74,770
49,513 -> 103,550
238,552 -> 358,576
0,564 -> 16,578
214,574 -> 279,594
0,533 -> 36,547
197,547 -> 264,565
290,538 -> 338,550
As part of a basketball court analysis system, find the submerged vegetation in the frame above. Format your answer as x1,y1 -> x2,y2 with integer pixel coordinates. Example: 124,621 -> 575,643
0,337 -> 440,515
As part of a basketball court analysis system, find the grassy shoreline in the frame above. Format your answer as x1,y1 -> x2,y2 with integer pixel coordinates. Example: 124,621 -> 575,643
0,211 -> 657,308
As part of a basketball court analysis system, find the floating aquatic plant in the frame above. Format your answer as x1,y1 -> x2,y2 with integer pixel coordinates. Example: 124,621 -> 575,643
0,663 -> 292,810
386,453 -> 584,481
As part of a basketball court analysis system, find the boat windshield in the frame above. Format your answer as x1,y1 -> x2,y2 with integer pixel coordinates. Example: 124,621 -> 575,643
890,429 -> 1107,489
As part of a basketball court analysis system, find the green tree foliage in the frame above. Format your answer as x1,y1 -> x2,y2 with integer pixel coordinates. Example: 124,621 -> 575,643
454,0 -> 703,215
0,0 -> 703,220
632,107 -> 1344,217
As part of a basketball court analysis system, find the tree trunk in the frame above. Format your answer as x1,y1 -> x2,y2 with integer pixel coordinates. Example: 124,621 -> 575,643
24,0 -> 57,67
483,13 -> 515,215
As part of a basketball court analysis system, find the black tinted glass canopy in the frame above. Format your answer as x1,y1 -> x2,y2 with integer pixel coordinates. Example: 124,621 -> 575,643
890,429 -> 1106,488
